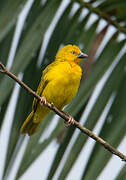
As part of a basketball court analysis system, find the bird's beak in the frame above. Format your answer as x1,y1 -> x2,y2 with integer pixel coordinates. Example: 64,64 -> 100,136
77,52 -> 88,58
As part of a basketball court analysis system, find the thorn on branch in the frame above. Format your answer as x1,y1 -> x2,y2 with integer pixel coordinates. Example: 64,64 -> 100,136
0,69 -> 5,73
50,102 -> 54,108
0,62 -> 6,73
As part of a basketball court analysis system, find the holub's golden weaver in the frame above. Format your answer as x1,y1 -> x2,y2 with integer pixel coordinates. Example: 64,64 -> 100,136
20,45 -> 88,136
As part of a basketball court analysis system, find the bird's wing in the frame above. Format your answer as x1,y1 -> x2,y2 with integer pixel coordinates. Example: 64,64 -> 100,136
32,61 -> 58,111
32,78 -> 48,111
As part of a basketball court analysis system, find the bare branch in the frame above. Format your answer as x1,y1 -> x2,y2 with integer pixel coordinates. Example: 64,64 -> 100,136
0,62 -> 126,162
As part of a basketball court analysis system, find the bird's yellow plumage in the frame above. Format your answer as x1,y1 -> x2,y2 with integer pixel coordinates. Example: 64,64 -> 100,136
20,45 -> 87,136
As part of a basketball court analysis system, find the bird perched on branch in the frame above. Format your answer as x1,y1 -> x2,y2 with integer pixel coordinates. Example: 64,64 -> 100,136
20,44 -> 88,136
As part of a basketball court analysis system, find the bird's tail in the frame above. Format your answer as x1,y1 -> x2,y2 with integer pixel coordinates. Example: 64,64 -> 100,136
20,111 -> 40,136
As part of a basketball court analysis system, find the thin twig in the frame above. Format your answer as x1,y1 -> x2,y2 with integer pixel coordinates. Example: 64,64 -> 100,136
0,62 -> 126,162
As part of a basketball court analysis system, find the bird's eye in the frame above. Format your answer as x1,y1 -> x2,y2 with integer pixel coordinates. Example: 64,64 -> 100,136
72,51 -> 75,54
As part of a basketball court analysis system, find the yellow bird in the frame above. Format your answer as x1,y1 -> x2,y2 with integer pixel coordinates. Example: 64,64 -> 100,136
20,45 -> 88,136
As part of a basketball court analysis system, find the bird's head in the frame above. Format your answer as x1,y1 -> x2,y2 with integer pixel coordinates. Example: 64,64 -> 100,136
56,44 -> 88,64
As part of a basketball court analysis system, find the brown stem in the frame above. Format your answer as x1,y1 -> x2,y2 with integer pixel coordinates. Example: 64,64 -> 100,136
0,62 -> 126,162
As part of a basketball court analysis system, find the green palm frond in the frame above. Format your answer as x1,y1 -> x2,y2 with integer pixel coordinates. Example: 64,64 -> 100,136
0,0 -> 126,179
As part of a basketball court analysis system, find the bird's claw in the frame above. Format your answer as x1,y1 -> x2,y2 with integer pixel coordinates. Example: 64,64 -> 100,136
64,115 -> 75,127
40,96 -> 47,105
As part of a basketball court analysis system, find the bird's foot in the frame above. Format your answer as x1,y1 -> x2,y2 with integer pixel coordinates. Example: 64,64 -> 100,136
40,96 -> 47,106
64,115 -> 75,127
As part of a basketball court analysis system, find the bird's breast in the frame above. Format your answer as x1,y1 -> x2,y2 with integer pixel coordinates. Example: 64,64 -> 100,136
43,62 -> 82,109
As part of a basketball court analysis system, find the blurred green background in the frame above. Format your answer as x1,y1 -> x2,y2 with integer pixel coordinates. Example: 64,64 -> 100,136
0,0 -> 126,179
